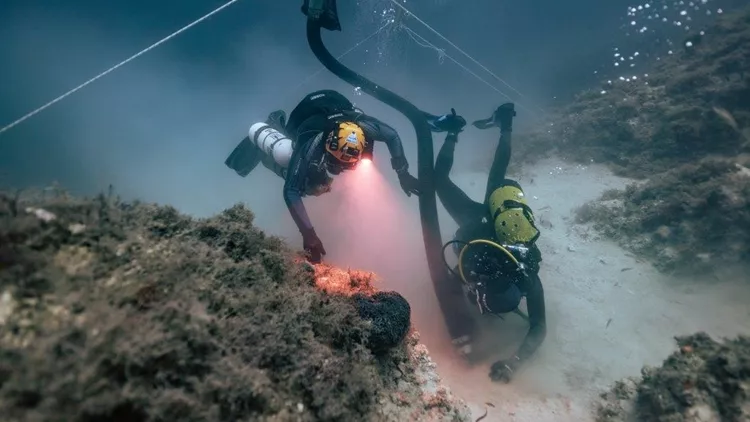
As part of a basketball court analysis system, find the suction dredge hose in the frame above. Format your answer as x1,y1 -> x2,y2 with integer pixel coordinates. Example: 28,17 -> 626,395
301,1 -> 473,341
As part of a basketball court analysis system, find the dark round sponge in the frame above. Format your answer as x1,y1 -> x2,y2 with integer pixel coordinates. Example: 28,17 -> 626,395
352,291 -> 411,354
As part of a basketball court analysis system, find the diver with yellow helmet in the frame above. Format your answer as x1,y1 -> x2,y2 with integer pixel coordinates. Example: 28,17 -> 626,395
433,103 -> 547,384
225,89 -> 421,263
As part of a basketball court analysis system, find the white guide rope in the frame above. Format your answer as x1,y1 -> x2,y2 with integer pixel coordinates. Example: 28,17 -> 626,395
0,0 -> 242,136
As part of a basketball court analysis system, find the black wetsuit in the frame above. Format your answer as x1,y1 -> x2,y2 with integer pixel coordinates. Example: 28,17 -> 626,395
281,90 -> 408,234
434,128 -> 547,364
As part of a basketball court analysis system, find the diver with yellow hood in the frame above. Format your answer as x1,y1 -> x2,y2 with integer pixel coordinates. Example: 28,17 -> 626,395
433,103 -> 547,383
225,89 -> 421,263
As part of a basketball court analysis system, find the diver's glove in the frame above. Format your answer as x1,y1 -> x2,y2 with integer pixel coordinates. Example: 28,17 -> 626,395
489,355 -> 521,383
426,108 -> 467,133
301,227 -> 327,264
473,103 -> 516,131
391,156 -> 422,197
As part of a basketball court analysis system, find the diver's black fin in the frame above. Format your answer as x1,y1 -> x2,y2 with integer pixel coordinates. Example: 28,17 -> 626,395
266,110 -> 287,132
472,117 -> 497,130
225,136 -> 262,177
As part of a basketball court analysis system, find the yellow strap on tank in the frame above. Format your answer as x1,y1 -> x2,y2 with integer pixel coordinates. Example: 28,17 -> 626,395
457,239 -> 520,285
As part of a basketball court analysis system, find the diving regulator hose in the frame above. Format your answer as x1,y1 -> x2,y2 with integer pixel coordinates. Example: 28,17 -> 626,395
303,6 -> 457,318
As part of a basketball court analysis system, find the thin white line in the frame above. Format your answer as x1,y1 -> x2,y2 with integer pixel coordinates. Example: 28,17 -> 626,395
0,0 -> 241,136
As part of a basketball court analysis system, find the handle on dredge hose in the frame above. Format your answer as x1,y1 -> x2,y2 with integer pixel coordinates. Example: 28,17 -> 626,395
301,0 -> 475,341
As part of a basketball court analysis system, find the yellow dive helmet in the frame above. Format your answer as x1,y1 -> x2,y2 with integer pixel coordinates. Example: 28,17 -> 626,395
488,181 -> 540,245
325,121 -> 365,164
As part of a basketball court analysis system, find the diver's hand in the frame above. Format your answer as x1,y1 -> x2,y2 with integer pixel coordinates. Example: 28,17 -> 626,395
391,156 -> 421,197
301,227 -> 327,264
489,356 -> 521,383
397,171 -> 422,197
493,103 -> 516,130
429,108 -> 467,133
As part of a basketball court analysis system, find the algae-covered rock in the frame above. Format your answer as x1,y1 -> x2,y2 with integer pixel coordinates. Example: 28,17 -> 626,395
540,6 -> 750,273
0,189 -> 471,422
513,6 -> 750,178
596,332 -> 750,422
575,158 -> 750,272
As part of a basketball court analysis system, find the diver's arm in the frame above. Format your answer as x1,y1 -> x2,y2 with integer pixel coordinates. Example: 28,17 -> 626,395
356,115 -> 406,166
282,143 -> 315,234
515,273 -> 547,361
489,272 -> 547,382
357,114 -> 421,196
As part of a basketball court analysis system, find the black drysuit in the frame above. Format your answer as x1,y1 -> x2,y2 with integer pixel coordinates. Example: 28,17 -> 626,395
226,90 -> 410,236
434,127 -> 547,366
283,90 -> 410,234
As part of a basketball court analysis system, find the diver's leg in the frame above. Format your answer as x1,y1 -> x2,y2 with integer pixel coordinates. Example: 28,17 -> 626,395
225,136 -> 263,177
435,134 -> 486,227
484,129 -> 512,203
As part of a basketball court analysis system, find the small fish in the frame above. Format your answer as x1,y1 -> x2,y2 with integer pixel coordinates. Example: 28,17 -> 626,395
606,318 -> 613,328
485,402 -> 495,408
621,267 -> 633,272
475,408 -> 489,422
